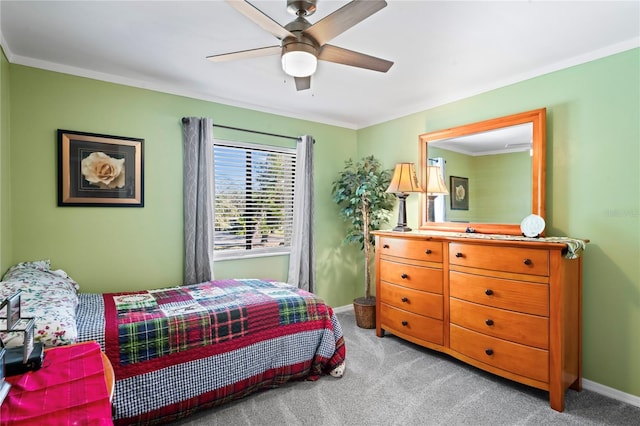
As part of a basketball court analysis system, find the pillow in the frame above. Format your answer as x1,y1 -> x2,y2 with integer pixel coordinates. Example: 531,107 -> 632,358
2,259 -> 80,295
1,260 -> 79,348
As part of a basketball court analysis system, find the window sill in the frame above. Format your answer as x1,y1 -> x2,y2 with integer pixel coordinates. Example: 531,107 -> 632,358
213,249 -> 291,262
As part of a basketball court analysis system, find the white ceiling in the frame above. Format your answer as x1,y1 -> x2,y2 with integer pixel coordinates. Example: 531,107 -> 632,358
431,123 -> 533,156
1,1 -> 638,129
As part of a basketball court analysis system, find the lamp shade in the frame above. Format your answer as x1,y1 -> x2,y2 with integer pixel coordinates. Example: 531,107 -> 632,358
386,163 -> 423,193
426,165 -> 449,195
281,42 -> 318,77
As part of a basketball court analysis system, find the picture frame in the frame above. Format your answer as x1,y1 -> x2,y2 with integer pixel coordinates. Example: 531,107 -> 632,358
0,339 -> 9,406
0,291 -> 21,331
450,176 -> 469,210
16,318 -> 35,361
0,290 -> 36,361
58,129 -> 144,207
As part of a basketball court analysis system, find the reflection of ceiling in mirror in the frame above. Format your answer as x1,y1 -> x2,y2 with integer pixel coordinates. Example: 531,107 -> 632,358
431,123 -> 533,156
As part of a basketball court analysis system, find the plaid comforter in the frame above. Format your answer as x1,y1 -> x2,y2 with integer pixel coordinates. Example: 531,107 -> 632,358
77,279 -> 346,425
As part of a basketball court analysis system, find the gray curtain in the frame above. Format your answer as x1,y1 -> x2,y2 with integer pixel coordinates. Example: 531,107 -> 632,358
287,135 -> 315,292
182,117 -> 214,284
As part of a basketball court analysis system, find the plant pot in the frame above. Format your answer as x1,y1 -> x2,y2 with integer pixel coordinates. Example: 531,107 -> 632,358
353,296 -> 376,329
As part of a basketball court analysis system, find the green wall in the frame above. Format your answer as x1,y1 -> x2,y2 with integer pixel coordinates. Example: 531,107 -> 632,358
429,148 -> 531,223
0,48 -> 10,273
474,151 -> 531,223
2,45 -> 639,398
357,48 -> 640,397
6,64 -> 362,307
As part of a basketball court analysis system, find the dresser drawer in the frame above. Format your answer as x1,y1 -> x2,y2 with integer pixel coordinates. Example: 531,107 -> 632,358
450,325 -> 548,383
450,298 -> 548,349
379,237 -> 443,263
449,243 -> 549,276
380,304 -> 443,345
450,271 -> 549,317
380,260 -> 443,294
380,282 -> 443,320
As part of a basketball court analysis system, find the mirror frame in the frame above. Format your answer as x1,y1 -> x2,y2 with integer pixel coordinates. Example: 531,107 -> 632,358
418,108 -> 546,235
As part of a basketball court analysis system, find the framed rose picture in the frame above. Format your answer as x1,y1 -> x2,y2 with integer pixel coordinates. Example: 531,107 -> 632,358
58,130 -> 144,207
450,176 -> 469,210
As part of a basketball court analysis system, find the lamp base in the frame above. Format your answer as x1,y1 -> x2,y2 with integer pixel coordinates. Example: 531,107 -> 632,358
428,195 -> 436,223
392,193 -> 412,232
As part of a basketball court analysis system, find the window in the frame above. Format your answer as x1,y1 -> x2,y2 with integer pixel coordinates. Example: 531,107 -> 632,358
431,157 -> 446,222
213,140 -> 296,259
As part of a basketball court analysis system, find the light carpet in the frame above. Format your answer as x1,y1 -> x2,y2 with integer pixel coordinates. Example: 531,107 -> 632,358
172,310 -> 640,425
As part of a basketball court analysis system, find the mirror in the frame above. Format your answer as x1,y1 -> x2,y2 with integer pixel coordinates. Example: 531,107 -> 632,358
418,108 -> 546,235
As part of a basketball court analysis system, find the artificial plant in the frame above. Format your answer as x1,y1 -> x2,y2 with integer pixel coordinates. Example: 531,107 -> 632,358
331,155 -> 396,301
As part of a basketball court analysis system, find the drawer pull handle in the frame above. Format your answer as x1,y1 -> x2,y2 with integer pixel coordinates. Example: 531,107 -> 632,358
485,319 -> 494,326
523,258 -> 532,265
485,348 -> 494,356
485,289 -> 494,296
455,252 -> 464,258
425,249 -> 432,254
401,320 -> 408,326
401,297 -> 409,303
383,244 -> 390,249
401,273 -> 408,279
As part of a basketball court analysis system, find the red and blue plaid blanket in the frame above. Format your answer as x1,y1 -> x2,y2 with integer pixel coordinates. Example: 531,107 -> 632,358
78,279 -> 346,425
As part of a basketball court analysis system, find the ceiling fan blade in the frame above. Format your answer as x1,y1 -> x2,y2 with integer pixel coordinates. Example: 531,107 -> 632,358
318,44 -> 393,73
225,0 -> 294,40
207,45 -> 281,62
294,76 -> 311,91
304,0 -> 387,46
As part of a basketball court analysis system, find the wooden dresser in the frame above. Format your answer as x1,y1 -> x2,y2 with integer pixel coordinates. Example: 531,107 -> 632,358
373,231 -> 584,412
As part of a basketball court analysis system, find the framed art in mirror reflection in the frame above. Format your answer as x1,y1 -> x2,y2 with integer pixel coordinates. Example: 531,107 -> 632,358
450,176 -> 469,210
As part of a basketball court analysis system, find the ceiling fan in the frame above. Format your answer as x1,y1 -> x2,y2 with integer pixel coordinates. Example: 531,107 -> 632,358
207,0 -> 394,91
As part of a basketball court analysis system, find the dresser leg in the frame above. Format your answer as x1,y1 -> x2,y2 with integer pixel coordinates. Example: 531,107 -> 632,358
549,388 -> 565,412
376,327 -> 385,337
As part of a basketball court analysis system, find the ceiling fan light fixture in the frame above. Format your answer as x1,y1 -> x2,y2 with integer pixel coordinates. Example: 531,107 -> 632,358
216,0 -> 393,90
281,42 -> 317,77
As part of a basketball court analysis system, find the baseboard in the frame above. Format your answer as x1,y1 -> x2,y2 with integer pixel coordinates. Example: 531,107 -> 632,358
332,304 -> 353,314
583,379 -> 640,408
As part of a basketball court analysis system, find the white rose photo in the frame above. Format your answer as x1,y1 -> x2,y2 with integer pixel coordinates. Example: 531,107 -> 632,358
81,152 -> 126,189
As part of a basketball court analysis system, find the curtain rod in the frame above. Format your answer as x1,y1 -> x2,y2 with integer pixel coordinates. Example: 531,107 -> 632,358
181,118 -> 301,142
213,124 -> 301,142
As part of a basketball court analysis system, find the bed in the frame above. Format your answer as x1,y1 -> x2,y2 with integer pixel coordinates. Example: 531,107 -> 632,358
1,261 -> 346,425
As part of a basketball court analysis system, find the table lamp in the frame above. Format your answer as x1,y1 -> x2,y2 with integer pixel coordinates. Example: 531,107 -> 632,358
386,163 -> 424,232
426,165 -> 449,222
